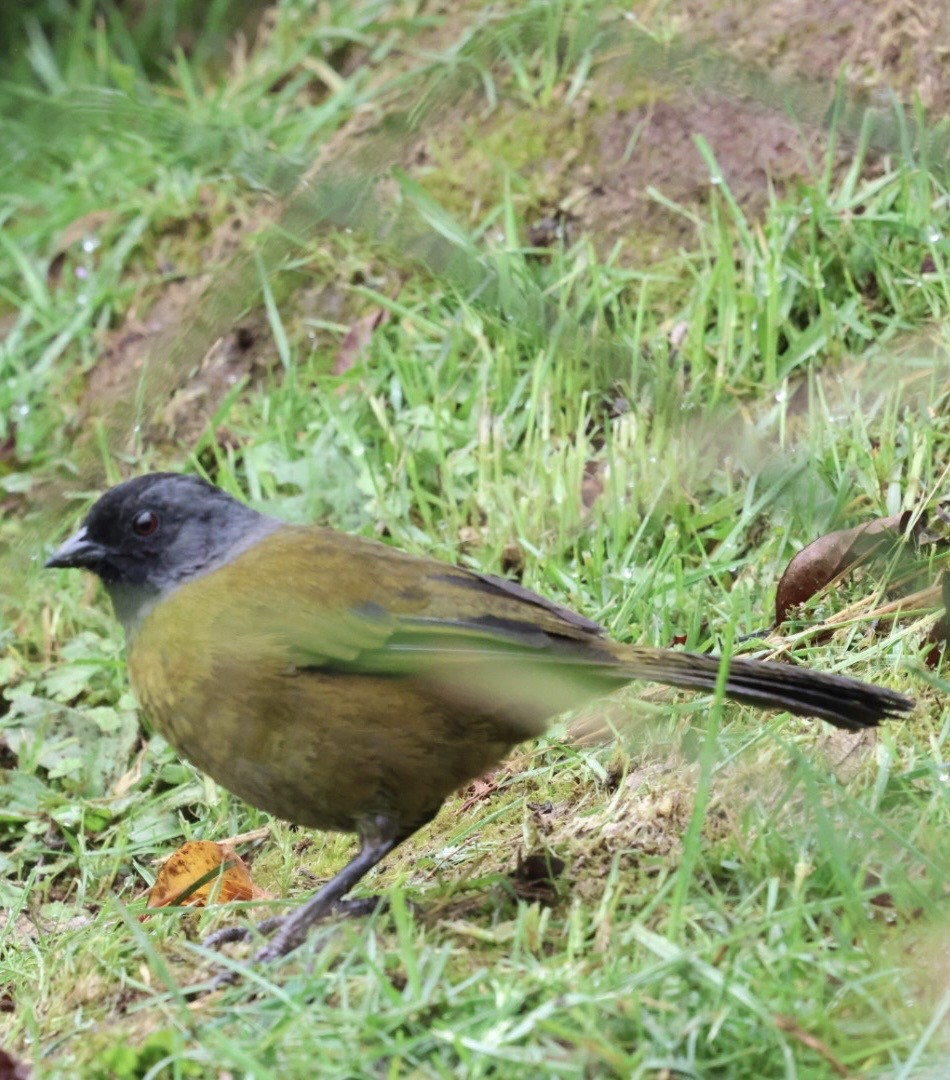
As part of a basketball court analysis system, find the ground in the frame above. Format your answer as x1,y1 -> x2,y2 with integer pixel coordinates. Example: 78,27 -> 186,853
0,1 -> 947,1077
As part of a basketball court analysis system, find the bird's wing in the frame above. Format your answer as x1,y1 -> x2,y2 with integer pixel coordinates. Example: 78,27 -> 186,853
180,524 -> 613,677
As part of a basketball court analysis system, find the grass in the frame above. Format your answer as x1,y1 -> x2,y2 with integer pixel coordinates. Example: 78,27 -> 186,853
1,1 -> 948,1076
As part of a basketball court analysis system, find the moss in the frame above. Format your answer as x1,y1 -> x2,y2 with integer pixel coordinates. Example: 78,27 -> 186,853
419,96 -> 598,227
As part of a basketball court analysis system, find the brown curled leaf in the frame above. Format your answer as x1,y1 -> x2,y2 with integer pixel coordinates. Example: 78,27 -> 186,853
581,460 -> 604,513
775,501 -> 950,625
924,572 -> 950,669
0,1047 -> 31,1080
334,308 -> 389,375
775,515 -> 903,624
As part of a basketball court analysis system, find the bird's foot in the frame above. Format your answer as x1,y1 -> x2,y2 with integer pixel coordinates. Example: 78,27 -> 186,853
202,895 -> 382,988
203,895 -> 381,951
201,818 -> 403,988
201,914 -> 283,950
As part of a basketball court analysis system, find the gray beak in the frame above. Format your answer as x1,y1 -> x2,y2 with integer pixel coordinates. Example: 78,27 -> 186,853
45,526 -> 104,570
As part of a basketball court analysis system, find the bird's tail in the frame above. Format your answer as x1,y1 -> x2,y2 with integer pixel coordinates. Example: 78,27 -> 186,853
610,644 -> 914,731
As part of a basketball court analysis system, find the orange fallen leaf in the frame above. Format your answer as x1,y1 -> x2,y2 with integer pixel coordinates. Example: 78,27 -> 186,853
146,841 -> 255,911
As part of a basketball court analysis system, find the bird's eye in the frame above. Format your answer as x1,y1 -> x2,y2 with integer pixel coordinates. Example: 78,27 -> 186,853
132,510 -> 159,537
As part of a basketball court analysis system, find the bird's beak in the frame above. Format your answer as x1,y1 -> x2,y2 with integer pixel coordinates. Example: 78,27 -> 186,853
45,526 -> 104,570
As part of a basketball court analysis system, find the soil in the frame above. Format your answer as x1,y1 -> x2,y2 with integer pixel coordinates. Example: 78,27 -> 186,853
75,0 -> 949,448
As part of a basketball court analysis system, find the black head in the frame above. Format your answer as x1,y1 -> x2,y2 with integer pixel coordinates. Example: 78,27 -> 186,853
46,473 -> 280,630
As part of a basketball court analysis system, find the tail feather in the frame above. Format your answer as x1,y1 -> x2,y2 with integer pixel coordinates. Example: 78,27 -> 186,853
615,646 -> 914,732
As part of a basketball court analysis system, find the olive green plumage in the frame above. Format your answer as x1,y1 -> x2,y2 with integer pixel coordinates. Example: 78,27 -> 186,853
46,472 -> 914,963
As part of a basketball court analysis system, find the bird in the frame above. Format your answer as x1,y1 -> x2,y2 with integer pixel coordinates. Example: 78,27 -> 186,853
46,472 -> 914,964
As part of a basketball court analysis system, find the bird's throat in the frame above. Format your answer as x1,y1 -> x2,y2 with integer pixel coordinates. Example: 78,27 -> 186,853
107,580 -> 164,636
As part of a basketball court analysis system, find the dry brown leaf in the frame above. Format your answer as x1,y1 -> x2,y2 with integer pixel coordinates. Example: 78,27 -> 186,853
580,460 -> 604,513
0,1047 -> 31,1080
773,1015 -> 853,1078
216,825 -> 272,849
145,840 -> 256,911
775,501 -> 950,625
457,773 -> 503,814
334,308 -> 388,375
774,515 -> 903,624
111,745 -> 146,798
924,571 -> 950,668
0,429 -> 15,464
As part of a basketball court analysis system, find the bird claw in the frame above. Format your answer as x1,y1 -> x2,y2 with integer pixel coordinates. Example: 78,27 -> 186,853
251,928 -> 301,965
250,896 -> 383,961
200,912 -> 316,992
200,895 -> 384,988
207,966 -> 240,991
202,920 -> 309,989
202,914 -> 284,951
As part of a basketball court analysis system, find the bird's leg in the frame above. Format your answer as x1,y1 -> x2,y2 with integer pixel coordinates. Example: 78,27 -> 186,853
254,817 -> 402,963
203,814 -> 404,965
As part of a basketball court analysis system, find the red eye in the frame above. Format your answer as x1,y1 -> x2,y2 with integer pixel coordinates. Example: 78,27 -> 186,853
132,510 -> 159,537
